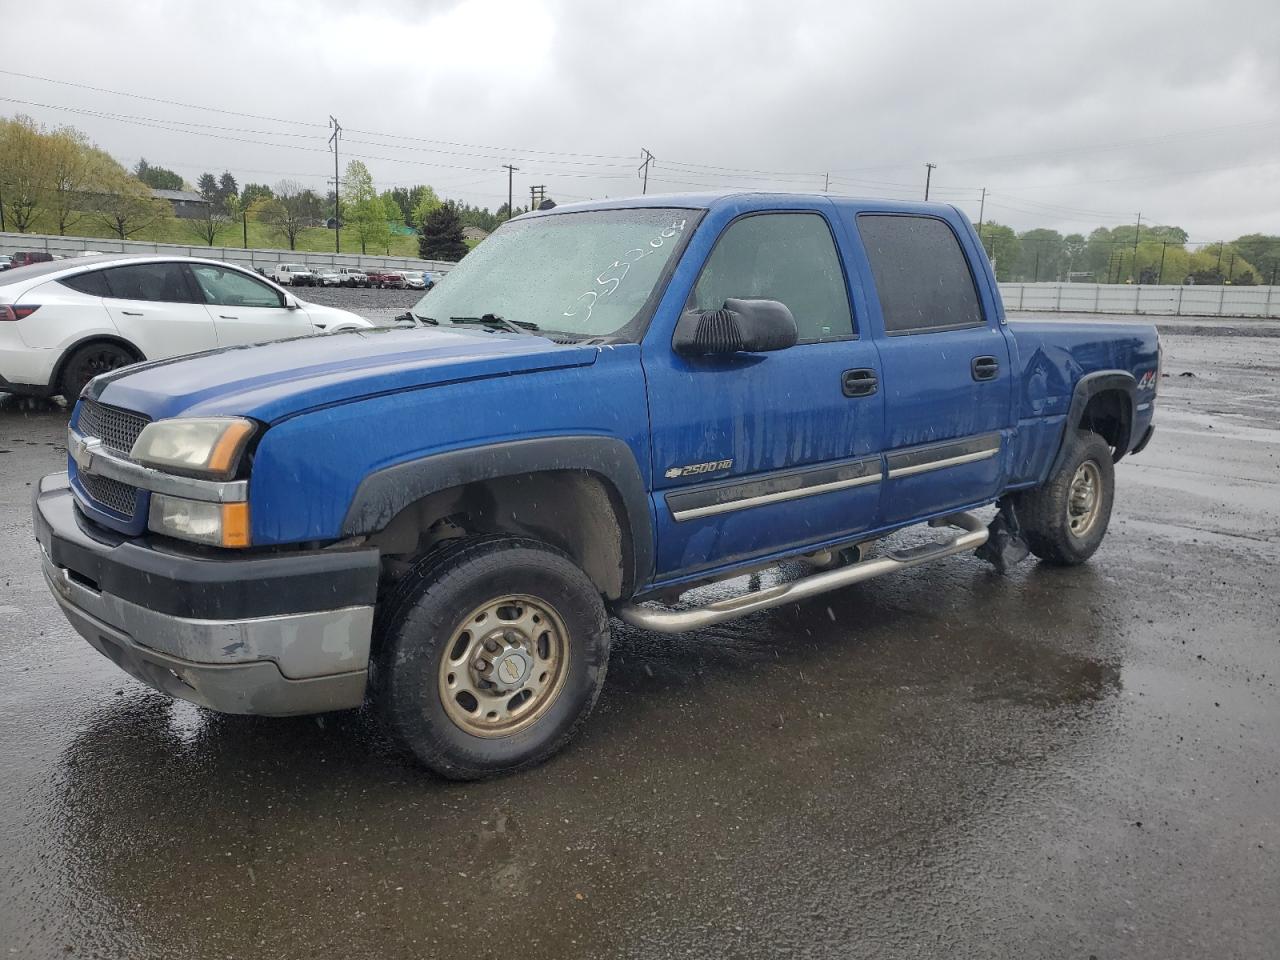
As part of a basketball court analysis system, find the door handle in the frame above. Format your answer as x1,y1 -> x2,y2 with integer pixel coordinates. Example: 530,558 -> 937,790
842,368 -> 878,397
121,310 -> 143,316
971,356 -> 1000,381
218,315 -> 239,319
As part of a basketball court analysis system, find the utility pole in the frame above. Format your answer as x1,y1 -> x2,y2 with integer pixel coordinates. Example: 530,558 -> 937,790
529,185 -> 546,211
976,187 -> 986,230
1215,242 -> 1224,277
923,162 -> 936,200
501,164 -> 518,220
242,211 -> 248,248
329,116 -> 342,254
0,175 -> 6,232
1157,241 -> 1168,285
638,148 -> 655,194
823,172 -> 830,193
1132,212 -> 1141,282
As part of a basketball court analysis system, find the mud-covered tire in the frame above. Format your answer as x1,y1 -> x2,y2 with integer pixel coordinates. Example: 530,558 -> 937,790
1013,430 -> 1115,566
372,536 -> 610,779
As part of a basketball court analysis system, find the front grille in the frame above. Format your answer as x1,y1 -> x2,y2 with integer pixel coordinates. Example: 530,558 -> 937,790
79,471 -> 138,517
77,399 -> 150,455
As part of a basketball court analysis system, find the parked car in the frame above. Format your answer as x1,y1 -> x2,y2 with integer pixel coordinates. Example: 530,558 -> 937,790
0,254 -> 373,399
366,268 -> 406,289
401,270 -> 433,290
334,266 -> 370,287
314,268 -> 343,287
9,251 -> 54,269
35,193 -> 1159,780
0,255 -> 11,271
271,263 -> 317,287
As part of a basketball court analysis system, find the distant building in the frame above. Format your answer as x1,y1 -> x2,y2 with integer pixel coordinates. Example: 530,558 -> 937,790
150,188 -> 211,219
463,226 -> 490,243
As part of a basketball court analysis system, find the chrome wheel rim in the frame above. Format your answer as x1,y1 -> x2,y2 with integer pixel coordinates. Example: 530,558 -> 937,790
438,595 -> 570,738
1067,460 -> 1103,537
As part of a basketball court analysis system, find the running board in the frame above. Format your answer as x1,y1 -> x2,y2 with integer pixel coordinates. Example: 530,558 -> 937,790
613,512 -> 989,634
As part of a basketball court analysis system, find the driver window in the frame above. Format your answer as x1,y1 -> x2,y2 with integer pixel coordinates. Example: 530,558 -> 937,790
692,213 -> 854,342
189,264 -> 284,308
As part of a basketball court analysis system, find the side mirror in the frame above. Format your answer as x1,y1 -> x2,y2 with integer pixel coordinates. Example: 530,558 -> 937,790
284,296 -> 300,310
673,298 -> 799,356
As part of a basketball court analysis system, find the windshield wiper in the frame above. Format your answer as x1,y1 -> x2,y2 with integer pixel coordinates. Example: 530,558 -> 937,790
392,312 -> 439,326
449,313 -> 539,334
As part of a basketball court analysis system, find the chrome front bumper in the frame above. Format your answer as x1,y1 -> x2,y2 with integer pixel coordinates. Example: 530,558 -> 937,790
35,473 -> 379,716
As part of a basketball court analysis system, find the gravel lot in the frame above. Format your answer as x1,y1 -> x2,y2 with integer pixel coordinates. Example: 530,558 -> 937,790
1,314 -> 1276,959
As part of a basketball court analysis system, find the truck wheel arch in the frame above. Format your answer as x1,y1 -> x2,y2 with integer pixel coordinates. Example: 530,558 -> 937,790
1050,371 -> 1136,477
342,436 -> 654,598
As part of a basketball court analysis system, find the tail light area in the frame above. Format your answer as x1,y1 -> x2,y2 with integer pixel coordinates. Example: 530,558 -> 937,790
0,305 -> 40,321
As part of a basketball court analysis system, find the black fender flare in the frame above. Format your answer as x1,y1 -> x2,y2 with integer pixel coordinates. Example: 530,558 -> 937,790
1049,370 -> 1137,477
341,436 -> 654,594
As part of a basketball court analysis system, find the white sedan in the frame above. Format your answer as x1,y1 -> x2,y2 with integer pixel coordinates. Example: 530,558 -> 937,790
0,254 -> 373,400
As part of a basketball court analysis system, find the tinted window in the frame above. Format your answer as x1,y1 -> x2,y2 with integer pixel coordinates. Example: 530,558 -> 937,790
101,262 -> 199,304
60,270 -> 111,297
857,215 -> 984,334
189,264 -> 283,308
692,213 -> 853,342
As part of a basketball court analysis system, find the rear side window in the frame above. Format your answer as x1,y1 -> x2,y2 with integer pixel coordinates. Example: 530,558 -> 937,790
857,215 -> 984,334
60,271 -> 110,297
100,263 -> 200,304
692,212 -> 853,342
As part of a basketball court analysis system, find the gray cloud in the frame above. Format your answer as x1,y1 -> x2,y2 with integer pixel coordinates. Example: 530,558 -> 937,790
4,0 -> 1278,239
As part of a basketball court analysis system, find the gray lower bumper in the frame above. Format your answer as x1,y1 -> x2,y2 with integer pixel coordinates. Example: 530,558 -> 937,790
42,548 -> 371,716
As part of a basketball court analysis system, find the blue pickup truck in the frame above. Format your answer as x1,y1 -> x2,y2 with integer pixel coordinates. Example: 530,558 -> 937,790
33,192 -> 1159,778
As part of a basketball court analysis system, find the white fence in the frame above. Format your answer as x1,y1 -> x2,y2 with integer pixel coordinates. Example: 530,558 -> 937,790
999,282 -> 1280,318
0,231 -> 458,276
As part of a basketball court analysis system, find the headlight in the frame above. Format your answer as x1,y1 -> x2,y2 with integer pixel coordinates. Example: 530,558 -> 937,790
130,417 -> 255,479
148,494 -> 250,548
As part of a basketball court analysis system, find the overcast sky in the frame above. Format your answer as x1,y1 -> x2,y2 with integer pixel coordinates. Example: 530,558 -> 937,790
4,0 -> 1278,241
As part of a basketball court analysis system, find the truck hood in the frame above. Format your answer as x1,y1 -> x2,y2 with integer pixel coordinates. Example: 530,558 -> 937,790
92,326 -> 597,423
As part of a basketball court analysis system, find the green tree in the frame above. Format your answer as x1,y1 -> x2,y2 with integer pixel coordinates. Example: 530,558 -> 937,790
241,182 -> 274,207
342,161 -> 393,254
185,200 -> 235,246
0,115 -> 51,232
45,126 -> 97,235
976,221 -> 1019,281
1231,234 -> 1280,285
418,201 -> 469,261
1015,228 -> 1065,281
196,172 -> 219,203
410,185 -> 443,228
217,171 -> 238,211
133,158 -> 184,190
93,166 -> 173,239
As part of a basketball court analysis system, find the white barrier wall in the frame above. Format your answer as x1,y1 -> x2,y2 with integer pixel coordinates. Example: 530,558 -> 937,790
998,282 -> 1280,318
0,231 -> 457,276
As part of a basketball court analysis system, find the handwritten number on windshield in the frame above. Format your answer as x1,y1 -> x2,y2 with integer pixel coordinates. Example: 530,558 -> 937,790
564,219 -> 687,324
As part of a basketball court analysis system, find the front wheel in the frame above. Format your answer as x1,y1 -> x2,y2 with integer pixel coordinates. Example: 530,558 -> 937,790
373,536 -> 610,779
1013,430 -> 1115,565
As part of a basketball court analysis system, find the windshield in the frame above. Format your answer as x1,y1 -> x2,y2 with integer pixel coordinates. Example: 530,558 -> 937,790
408,208 -> 693,338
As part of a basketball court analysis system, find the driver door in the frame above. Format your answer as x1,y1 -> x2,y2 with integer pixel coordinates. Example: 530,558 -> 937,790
642,209 -> 886,582
187,264 -> 316,346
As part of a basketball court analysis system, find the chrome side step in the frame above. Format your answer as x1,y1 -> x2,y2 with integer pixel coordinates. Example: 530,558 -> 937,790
613,512 -> 989,634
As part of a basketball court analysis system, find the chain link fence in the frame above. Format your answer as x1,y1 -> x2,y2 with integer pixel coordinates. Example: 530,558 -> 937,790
999,282 -> 1280,318
0,231 -> 458,276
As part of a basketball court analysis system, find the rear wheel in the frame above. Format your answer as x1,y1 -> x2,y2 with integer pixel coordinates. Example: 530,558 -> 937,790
1013,430 -> 1115,565
373,536 -> 610,779
58,341 -> 136,400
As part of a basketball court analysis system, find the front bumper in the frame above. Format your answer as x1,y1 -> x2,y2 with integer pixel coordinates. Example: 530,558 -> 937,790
34,473 -> 381,716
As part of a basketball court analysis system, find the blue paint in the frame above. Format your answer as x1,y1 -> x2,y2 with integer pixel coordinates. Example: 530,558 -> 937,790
80,192 -> 1159,594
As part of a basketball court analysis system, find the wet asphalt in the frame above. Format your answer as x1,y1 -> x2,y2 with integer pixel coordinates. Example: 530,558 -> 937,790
1,306 -> 1277,959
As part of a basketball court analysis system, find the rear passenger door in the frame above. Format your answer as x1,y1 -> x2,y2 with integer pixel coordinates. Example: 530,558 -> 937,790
188,263 -> 314,346
851,213 -> 1013,525
99,262 -> 219,361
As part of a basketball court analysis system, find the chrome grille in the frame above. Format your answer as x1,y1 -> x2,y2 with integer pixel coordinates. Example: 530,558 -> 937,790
77,399 -> 150,455
78,471 -> 138,517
